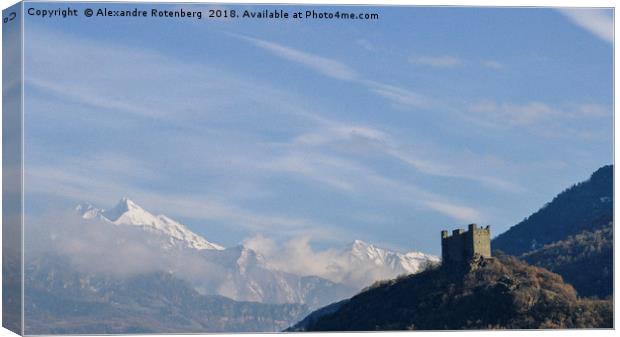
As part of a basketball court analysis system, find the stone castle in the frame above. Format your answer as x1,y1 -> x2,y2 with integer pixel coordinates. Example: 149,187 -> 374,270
441,224 -> 491,265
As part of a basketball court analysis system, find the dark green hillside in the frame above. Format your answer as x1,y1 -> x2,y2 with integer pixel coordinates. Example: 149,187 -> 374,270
300,256 -> 612,331
493,165 -> 612,256
521,222 -> 612,298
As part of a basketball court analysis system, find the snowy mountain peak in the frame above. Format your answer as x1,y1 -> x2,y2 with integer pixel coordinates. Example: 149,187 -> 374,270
348,239 -> 384,255
121,196 -> 139,208
344,239 -> 439,274
103,197 -> 141,221
77,198 -> 224,251
349,239 -> 377,252
351,239 -> 367,247
75,202 -> 102,220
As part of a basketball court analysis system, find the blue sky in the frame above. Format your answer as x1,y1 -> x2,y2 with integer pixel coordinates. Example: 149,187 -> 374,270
22,4 -> 613,254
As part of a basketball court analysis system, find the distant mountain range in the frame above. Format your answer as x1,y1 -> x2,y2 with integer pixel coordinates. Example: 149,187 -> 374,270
72,197 -> 438,307
25,197 -> 438,333
25,255 -> 308,334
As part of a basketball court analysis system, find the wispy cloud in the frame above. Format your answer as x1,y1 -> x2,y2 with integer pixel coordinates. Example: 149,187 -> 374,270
466,100 -> 611,130
29,78 -> 166,120
291,119 -> 522,193
572,103 -> 611,118
260,153 -> 359,192
558,8 -> 613,44
364,80 -> 429,108
468,101 -> 557,126
355,38 -> 375,52
424,201 -> 483,223
410,54 -> 463,68
410,54 -> 506,71
25,28 -> 328,133
294,125 -> 386,146
236,34 -> 359,81
236,34 -> 429,109
482,60 -> 504,69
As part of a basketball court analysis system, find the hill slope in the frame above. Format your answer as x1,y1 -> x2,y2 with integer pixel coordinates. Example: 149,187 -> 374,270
492,165 -> 612,256
298,256 -> 612,330
520,222 -> 612,298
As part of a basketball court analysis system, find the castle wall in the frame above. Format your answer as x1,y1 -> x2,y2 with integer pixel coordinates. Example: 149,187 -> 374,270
441,225 -> 491,264
472,228 -> 491,258
442,235 -> 465,263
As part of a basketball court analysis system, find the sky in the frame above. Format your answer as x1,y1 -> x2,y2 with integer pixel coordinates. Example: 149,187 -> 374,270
21,4 -> 613,255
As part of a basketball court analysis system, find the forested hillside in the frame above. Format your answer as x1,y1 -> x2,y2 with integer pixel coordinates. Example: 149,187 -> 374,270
493,165 -> 612,256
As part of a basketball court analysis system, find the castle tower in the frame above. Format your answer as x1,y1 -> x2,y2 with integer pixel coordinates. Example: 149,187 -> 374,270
440,224 -> 491,265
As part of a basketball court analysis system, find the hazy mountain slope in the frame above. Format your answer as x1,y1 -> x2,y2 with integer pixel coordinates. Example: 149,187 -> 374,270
71,198 -> 437,307
197,245 -> 356,308
24,255 -> 309,334
298,256 -> 612,330
493,165 -> 612,256
521,222 -> 613,298
286,299 -> 349,332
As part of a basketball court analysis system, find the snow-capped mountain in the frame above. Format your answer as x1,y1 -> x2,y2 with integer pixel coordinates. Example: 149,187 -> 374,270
74,198 -> 354,308
76,197 -> 224,250
347,239 -> 439,274
199,245 -> 354,308
319,240 -> 440,289
73,198 -> 437,308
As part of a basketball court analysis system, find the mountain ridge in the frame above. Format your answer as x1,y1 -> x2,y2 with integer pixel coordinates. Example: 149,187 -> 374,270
492,165 -> 612,256
492,165 -> 613,298
68,198 -> 438,308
